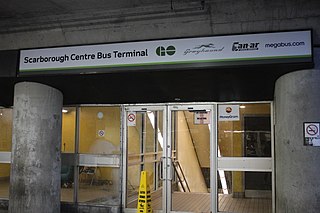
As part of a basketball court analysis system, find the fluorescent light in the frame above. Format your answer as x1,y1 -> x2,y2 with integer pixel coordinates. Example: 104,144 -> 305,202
62,109 -> 68,113
240,105 -> 246,109
147,112 -> 163,149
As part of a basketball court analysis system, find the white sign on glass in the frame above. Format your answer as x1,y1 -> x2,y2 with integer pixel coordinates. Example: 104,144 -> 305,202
218,105 -> 240,121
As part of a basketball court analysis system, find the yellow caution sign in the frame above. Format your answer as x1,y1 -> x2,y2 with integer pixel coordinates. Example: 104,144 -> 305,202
137,171 -> 152,213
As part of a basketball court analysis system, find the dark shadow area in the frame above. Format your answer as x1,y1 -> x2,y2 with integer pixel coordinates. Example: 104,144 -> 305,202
0,62 -> 313,106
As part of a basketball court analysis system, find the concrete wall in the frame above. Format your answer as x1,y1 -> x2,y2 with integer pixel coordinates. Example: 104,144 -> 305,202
0,0 -> 319,50
274,69 -> 320,213
9,82 -> 63,213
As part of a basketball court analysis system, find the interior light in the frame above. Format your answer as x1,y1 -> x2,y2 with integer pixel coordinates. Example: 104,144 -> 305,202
147,112 -> 163,149
62,109 -> 68,113
0,113 -> 2,116
240,105 -> 246,109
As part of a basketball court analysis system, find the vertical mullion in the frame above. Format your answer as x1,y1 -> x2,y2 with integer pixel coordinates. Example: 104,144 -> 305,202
121,106 -> 127,208
74,106 -> 80,204
154,111 -> 158,191
140,113 -> 146,172
211,104 -> 217,213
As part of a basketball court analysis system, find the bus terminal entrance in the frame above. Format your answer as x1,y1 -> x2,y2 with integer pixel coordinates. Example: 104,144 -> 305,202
123,103 -> 273,213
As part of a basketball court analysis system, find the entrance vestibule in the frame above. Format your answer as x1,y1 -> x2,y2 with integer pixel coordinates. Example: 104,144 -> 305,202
123,102 -> 273,213
0,102 -> 273,213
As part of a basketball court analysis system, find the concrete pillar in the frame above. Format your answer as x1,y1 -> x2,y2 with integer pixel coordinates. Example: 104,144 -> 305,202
9,82 -> 63,213
274,69 -> 320,213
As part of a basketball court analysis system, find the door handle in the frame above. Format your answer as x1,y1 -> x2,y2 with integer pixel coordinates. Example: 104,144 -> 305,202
167,157 -> 173,181
160,157 -> 165,180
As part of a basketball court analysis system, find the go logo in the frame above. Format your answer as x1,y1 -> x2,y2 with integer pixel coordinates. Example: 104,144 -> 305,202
156,45 -> 176,56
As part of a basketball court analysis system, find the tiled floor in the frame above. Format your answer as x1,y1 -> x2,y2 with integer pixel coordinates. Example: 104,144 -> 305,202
128,192 -> 272,213
1,180 -> 271,213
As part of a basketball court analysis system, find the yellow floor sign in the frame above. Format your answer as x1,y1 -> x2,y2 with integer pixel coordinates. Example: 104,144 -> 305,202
137,171 -> 152,213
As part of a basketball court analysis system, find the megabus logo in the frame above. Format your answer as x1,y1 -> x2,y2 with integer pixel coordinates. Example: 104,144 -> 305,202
156,46 -> 176,56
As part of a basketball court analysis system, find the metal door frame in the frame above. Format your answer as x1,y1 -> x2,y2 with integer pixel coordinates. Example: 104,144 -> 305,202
167,104 -> 216,213
122,103 -> 216,213
122,105 -> 167,213
122,102 -> 274,213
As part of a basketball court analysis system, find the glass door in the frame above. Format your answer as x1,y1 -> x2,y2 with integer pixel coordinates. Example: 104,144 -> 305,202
168,104 -> 216,213
123,105 -> 166,212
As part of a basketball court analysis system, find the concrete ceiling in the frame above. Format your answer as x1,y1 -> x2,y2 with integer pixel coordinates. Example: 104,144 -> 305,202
0,0 -> 156,19
0,0 -> 193,25
0,0 -> 199,34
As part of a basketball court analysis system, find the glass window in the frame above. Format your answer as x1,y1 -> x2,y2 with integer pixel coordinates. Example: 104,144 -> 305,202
0,108 -> 12,152
61,107 -> 76,202
218,104 -> 271,157
62,107 -> 76,153
78,166 -> 120,205
0,108 -> 12,199
0,163 -> 10,199
78,107 -> 121,205
217,171 -> 272,212
79,107 -> 120,154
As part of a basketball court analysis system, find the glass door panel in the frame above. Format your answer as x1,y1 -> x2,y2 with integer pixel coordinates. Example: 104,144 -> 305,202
125,106 -> 165,212
217,103 -> 273,213
169,105 -> 215,213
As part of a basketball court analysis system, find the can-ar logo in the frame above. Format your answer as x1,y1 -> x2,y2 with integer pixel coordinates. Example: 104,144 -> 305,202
225,107 -> 232,113
156,45 -> 176,56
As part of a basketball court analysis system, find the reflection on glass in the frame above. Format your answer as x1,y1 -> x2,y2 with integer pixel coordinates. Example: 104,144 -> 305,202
126,111 -> 163,210
78,166 -> 120,205
79,107 -> 120,154
0,163 -> 10,199
62,107 -> 76,153
218,171 -> 272,213
61,164 -> 74,202
61,107 -> 76,202
78,106 -> 121,205
0,108 -> 12,152
0,108 -> 12,199
171,110 -> 211,212
218,104 -> 271,157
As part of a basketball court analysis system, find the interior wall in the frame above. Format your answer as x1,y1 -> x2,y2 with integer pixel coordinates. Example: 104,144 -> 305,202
0,109 -> 12,178
184,111 -> 210,168
79,107 -> 120,154
62,108 -> 76,153
176,111 -> 207,192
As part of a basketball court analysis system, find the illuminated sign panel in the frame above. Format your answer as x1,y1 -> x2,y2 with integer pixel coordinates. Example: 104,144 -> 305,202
19,30 -> 312,74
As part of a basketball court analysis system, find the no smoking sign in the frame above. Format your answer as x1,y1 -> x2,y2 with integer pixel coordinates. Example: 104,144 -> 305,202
304,123 -> 320,137
127,112 -> 136,126
304,122 -> 320,146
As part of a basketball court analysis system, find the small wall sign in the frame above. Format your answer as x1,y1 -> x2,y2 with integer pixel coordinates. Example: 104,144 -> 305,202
98,130 -> 105,137
303,122 -> 320,146
194,111 -> 211,124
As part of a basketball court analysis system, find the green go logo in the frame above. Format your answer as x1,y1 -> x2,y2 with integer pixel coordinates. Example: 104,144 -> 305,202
156,46 -> 176,56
